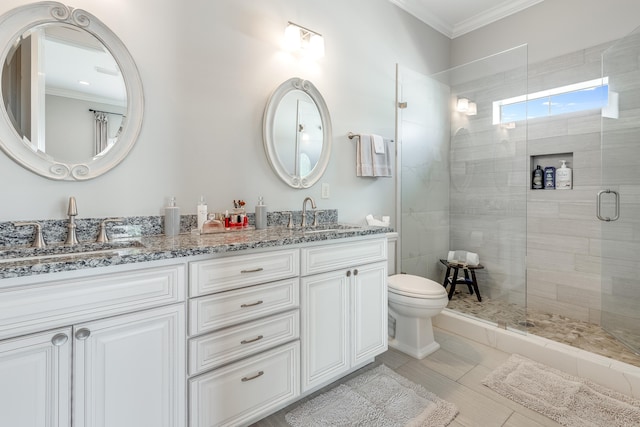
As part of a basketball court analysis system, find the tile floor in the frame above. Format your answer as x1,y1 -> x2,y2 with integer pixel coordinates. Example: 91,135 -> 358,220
252,327 -> 563,427
446,291 -> 640,367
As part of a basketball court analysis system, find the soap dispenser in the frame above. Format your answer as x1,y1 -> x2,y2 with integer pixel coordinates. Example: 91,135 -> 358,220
165,197 -> 180,236
255,196 -> 267,230
556,160 -> 572,190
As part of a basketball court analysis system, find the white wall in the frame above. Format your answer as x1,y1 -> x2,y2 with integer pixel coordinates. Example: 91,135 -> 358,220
0,0 -> 450,223
451,0 -> 640,66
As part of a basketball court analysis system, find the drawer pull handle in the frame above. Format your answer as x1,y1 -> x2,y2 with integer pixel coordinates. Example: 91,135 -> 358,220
241,300 -> 263,308
241,371 -> 264,382
241,335 -> 264,345
51,333 -> 68,346
240,267 -> 264,273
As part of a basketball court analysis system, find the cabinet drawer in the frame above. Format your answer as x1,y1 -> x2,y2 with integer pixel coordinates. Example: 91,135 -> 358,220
189,249 -> 299,297
301,238 -> 387,276
189,341 -> 299,427
188,309 -> 299,375
0,264 -> 185,340
189,278 -> 299,335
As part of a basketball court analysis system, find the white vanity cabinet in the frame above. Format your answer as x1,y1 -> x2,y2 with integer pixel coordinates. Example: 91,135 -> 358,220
187,249 -> 301,427
0,327 -> 72,427
0,263 -> 187,427
300,237 -> 388,392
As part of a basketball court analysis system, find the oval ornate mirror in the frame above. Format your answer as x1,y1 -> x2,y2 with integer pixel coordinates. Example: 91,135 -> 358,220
263,78 -> 332,188
0,2 -> 143,180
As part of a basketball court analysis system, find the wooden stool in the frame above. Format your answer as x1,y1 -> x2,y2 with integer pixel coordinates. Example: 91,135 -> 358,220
439,259 -> 484,302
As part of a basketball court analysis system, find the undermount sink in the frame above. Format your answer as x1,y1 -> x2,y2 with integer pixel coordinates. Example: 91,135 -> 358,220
0,240 -> 145,264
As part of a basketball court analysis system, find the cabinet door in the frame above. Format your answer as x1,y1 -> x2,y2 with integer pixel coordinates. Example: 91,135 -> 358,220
0,328 -> 71,427
351,261 -> 388,365
73,304 -> 185,427
300,270 -> 349,392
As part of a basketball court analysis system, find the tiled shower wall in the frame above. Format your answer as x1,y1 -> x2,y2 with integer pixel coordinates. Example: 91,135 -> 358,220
448,50 -> 528,311
451,42 -> 614,325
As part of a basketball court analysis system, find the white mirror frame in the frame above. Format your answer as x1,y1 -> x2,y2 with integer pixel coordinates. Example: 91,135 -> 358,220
263,77 -> 332,189
0,2 -> 143,180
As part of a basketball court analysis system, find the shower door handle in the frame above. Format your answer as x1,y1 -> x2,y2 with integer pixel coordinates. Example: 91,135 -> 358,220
596,189 -> 620,221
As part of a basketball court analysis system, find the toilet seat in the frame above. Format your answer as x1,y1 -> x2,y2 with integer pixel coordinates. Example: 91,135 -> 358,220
388,274 -> 447,299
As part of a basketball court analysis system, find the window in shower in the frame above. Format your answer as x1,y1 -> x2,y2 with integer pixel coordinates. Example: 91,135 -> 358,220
493,77 -> 609,124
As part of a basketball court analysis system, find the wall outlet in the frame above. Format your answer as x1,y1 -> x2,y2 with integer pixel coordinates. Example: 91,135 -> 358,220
321,183 -> 330,199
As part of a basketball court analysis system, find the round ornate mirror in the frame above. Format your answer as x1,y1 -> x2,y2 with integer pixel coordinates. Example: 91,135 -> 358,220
263,78 -> 332,188
0,2 -> 143,180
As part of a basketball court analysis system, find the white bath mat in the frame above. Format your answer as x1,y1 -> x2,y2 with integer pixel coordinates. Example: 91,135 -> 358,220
483,354 -> 640,427
285,364 -> 458,426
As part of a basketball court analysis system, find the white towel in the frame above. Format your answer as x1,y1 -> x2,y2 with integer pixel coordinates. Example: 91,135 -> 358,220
356,134 -> 392,177
447,250 -> 480,267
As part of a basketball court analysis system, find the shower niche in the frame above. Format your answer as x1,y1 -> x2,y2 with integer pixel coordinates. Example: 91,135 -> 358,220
530,152 -> 573,190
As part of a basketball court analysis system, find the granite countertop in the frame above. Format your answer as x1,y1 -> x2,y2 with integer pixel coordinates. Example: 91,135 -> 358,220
0,224 -> 393,280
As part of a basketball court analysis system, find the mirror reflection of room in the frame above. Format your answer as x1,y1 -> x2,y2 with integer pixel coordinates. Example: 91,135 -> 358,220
2,23 -> 126,164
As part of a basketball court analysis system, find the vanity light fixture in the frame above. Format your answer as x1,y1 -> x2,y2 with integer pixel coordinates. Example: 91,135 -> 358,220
456,97 -> 469,112
284,22 -> 324,59
467,102 -> 477,116
456,98 -> 477,116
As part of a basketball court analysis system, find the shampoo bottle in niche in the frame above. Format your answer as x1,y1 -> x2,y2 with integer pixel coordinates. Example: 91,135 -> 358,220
255,197 -> 267,230
532,165 -> 544,189
165,197 -> 180,236
555,160 -> 572,190
197,196 -> 208,231
544,166 -> 556,189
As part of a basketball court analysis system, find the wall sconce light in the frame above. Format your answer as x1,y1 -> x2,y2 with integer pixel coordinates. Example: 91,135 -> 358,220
456,98 -> 477,116
456,98 -> 469,112
284,22 -> 325,59
467,102 -> 477,116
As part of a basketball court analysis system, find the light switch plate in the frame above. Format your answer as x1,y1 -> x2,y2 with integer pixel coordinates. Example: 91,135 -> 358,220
321,183 -> 330,199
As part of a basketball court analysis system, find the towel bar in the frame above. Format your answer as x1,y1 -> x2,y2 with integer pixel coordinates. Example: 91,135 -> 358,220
348,132 -> 394,142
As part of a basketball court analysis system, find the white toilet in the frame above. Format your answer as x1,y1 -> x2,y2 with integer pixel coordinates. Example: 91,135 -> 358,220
387,274 -> 449,359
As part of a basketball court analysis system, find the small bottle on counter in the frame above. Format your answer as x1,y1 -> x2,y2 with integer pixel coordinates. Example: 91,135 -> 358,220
197,196 -> 208,231
164,197 -> 180,236
255,197 -> 267,230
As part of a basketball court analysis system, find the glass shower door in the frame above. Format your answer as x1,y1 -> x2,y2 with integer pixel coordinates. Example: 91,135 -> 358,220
600,26 -> 640,353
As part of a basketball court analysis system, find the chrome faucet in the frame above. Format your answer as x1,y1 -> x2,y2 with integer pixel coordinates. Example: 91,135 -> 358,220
301,196 -> 317,228
64,196 -> 79,246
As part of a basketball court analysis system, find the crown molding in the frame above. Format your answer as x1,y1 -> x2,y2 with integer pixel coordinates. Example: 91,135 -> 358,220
453,0 -> 544,38
389,0 -> 454,38
389,0 -> 544,39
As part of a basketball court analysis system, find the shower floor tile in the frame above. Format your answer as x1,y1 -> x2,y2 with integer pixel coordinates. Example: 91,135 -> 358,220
446,290 -> 640,368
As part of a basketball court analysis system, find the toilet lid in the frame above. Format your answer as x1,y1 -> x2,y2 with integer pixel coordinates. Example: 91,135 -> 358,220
388,274 -> 447,298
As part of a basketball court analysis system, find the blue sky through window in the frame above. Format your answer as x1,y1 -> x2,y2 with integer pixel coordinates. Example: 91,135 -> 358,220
494,78 -> 609,124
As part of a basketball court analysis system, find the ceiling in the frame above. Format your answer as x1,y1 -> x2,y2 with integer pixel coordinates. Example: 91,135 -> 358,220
389,0 -> 544,39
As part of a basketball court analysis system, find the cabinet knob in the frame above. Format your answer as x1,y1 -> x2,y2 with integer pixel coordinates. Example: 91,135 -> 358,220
51,333 -> 68,346
75,328 -> 91,340
346,270 -> 351,277
353,269 -> 358,276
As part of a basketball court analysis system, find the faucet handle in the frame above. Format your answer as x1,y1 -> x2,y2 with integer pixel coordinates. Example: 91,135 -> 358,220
67,196 -> 78,216
284,212 -> 293,229
313,210 -> 324,227
96,218 -> 124,243
14,222 -> 46,248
